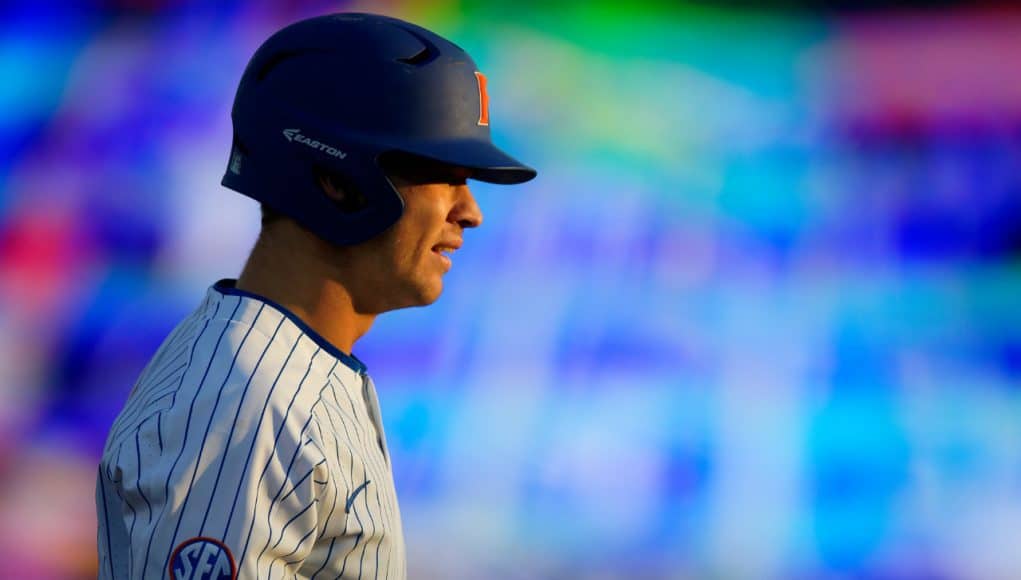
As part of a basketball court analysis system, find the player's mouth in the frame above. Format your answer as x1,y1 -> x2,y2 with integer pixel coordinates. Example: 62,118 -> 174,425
431,239 -> 461,270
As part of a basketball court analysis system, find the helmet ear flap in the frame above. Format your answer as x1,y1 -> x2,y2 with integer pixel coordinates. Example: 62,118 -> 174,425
313,165 -> 368,214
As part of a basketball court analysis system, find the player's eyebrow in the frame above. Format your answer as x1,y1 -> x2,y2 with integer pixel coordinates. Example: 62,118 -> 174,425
393,168 -> 468,186
381,151 -> 471,185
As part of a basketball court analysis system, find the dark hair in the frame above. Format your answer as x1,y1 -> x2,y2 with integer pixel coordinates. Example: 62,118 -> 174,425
260,203 -> 284,227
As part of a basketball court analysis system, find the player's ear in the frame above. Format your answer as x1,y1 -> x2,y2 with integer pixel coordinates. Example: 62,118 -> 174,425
315,167 -> 368,213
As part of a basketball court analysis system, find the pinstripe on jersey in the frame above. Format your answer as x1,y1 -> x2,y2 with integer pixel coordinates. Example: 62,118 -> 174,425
96,279 -> 406,579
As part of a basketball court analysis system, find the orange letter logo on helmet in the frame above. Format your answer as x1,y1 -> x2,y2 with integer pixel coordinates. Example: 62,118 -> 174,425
475,71 -> 490,126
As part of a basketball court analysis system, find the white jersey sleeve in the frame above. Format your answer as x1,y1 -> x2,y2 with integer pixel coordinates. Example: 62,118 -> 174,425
98,399 -> 329,579
97,284 -> 406,580
97,298 -> 337,579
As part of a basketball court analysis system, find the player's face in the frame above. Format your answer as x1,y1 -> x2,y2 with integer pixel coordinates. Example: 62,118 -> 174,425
341,163 -> 483,313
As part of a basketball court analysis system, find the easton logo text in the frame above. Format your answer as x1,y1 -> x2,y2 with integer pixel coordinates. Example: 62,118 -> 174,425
282,128 -> 347,159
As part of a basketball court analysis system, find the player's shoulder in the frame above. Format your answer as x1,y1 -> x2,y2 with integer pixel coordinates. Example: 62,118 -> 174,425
103,298 -> 327,450
100,301 -> 214,453
176,306 -> 332,419
102,312 -> 334,466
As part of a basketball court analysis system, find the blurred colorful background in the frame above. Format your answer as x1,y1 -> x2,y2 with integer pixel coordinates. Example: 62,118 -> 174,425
3,0 -> 1020,578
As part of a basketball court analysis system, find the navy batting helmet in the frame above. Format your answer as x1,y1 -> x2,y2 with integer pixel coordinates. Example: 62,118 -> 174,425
221,12 -> 537,245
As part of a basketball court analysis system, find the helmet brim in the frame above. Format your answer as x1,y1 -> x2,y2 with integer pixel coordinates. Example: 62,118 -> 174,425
392,137 -> 537,185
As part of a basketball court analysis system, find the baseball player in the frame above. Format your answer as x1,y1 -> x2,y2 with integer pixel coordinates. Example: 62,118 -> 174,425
96,12 -> 535,579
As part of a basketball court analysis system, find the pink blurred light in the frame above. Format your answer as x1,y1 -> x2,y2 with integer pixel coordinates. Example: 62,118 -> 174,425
0,208 -> 94,318
822,8 -> 1021,126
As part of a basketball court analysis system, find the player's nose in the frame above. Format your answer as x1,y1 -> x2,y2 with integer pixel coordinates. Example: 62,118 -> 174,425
450,183 -> 483,229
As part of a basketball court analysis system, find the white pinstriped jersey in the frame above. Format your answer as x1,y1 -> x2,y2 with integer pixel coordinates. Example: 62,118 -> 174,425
96,279 -> 406,579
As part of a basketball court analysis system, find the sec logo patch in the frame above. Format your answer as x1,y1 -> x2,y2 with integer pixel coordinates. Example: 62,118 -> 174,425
168,537 -> 236,580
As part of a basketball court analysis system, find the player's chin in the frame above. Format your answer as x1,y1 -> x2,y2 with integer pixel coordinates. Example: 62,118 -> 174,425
415,279 -> 444,306
400,277 -> 443,309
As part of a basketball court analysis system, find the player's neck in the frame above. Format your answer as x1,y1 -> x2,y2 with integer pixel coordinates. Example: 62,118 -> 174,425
236,222 -> 376,356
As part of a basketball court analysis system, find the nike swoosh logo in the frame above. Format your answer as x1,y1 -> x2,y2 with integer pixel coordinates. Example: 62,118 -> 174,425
345,480 -> 371,513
